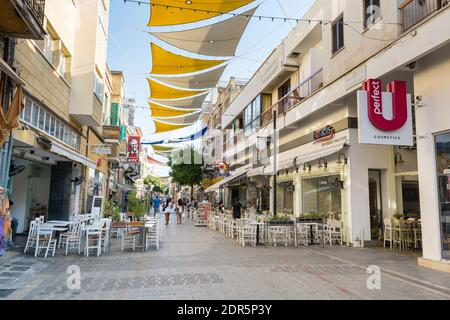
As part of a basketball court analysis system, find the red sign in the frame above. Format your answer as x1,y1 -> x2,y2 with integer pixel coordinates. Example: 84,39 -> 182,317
127,136 -> 141,163
363,79 -> 407,131
313,126 -> 335,144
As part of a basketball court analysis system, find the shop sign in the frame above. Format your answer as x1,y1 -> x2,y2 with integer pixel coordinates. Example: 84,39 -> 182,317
313,126 -> 335,144
127,136 -> 141,163
91,145 -> 111,155
357,79 -> 413,146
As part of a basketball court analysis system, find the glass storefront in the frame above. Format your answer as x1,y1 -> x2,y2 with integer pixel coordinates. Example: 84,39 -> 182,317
86,168 -> 104,213
435,132 -> 450,260
302,174 -> 342,216
276,180 -> 294,213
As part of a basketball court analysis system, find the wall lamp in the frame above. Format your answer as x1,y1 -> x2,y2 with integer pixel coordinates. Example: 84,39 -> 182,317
317,158 -> 327,169
293,157 -> 299,173
302,162 -> 311,172
336,153 -> 347,165
394,152 -> 405,166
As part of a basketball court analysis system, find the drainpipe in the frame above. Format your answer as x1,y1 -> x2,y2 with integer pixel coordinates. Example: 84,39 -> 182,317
272,110 -> 277,216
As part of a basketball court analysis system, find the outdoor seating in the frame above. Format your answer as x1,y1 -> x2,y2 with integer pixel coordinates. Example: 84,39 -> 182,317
145,224 -> 159,250
121,221 -> 144,251
35,224 -> 57,258
24,219 -> 39,254
295,223 -> 309,247
64,222 -> 84,255
383,218 -> 392,249
236,219 -> 256,247
323,219 -> 342,246
267,225 -> 290,247
111,221 -> 127,238
85,222 -> 103,257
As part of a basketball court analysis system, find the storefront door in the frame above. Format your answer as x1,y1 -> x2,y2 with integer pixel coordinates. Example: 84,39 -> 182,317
368,170 -> 383,240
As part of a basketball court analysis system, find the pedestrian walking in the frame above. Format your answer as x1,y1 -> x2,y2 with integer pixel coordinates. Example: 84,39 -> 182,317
162,198 -> 174,226
176,198 -> 184,224
153,195 -> 161,217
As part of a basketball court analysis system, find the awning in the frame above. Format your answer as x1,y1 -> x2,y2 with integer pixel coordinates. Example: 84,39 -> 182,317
148,78 -> 209,100
150,94 -> 207,109
150,43 -> 227,75
205,167 -> 250,192
116,182 -> 136,191
152,8 -> 257,56
153,119 -> 193,133
148,0 -> 255,27
154,112 -> 201,125
50,141 -> 96,169
247,165 -> 266,177
149,101 -> 199,118
151,65 -> 227,90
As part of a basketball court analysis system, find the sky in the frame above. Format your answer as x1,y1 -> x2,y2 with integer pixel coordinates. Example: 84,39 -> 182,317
107,0 -> 315,143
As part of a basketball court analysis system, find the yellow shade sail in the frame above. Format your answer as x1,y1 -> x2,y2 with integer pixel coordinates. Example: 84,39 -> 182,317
153,65 -> 226,90
148,78 -> 209,100
148,0 -> 255,27
149,102 -> 199,118
150,94 -> 207,109
152,144 -> 179,152
154,112 -> 200,124
153,119 -> 192,133
150,43 -> 226,75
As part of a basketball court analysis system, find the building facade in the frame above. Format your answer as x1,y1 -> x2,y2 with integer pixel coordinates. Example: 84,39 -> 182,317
206,0 -> 450,271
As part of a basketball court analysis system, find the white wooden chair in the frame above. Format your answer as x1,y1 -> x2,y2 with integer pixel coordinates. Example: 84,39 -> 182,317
323,219 -> 342,246
121,221 -> 144,251
237,220 -> 256,247
35,224 -> 57,258
65,222 -> 83,255
383,218 -> 392,249
85,223 -> 103,257
145,224 -> 159,250
24,219 -> 39,254
295,223 -> 309,247
267,226 -> 289,247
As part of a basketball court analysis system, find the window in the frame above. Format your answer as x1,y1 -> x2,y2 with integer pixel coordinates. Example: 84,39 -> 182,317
278,80 -> 291,100
243,95 -> 262,133
94,71 -> 104,99
302,175 -> 342,215
364,0 -> 381,28
42,34 -> 54,63
32,103 -> 39,127
20,96 -> 81,150
98,0 -> 108,34
332,15 -> 344,54
58,52 -> 67,77
23,98 -> 32,123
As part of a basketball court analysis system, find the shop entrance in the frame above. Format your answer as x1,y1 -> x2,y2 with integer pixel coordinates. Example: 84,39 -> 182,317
368,169 -> 383,240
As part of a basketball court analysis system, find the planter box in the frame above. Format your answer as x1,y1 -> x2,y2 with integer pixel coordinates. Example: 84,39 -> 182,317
296,218 -> 324,223
266,221 -> 295,226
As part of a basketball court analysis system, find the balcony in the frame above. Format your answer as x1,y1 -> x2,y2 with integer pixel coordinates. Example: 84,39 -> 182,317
261,68 -> 323,127
70,94 -> 103,128
0,0 -> 46,39
102,125 -> 121,145
400,0 -> 449,31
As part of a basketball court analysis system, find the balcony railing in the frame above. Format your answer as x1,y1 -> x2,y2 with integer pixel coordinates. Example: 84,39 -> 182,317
261,68 -> 323,127
400,0 -> 447,31
24,0 -> 45,25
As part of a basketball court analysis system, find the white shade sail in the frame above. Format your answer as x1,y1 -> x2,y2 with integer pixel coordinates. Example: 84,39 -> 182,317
150,94 -> 208,109
152,8 -> 257,57
151,65 -> 227,90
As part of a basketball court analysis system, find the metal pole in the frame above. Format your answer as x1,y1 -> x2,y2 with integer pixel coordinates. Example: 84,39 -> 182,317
273,110 -> 277,217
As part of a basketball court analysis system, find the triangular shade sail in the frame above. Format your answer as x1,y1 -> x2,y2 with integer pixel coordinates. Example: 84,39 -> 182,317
150,94 -> 208,109
169,127 -> 208,142
154,112 -> 201,125
153,119 -> 192,133
152,144 -> 179,152
148,0 -> 255,27
152,8 -> 257,56
150,43 -> 226,75
148,78 -> 209,100
151,65 -> 226,90
147,155 -> 164,164
150,102 -> 199,118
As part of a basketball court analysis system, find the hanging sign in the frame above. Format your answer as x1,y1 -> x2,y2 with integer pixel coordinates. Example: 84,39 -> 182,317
127,136 -> 141,163
91,145 -> 112,155
357,79 -> 413,146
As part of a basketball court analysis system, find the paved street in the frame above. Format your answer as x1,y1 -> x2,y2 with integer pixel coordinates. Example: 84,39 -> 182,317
1,216 -> 450,300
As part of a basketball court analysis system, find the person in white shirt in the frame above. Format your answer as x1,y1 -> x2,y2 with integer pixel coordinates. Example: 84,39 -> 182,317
162,198 -> 174,226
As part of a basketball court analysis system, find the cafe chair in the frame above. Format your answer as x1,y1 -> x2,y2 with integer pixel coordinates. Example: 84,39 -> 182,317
35,225 -> 57,258
383,218 -> 393,249
85,224 -> 103,257
24,219 -> 39,254
295,223 -> 309,247
267,226 -> 289,247
323,219 -> 342,246
145,224 -> 159,251
65,222 -> 83,255
121,221 -> 144,252
414,224 -> 422,249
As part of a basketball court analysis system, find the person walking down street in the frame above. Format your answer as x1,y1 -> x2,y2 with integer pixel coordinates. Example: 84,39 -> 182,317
176,198 -> 184,224
162,198 -> 174,226
232,198 -> 242,220
153,195 -> 161,217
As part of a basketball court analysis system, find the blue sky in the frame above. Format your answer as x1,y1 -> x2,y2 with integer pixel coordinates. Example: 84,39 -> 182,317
107,0 -> 315,141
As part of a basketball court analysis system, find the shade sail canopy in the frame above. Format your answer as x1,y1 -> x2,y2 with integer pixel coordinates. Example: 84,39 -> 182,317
149,102 -> 199,118
154,112 -> 200,125
150,43 -> 226,75
150,94 -> 207,109
147,155 -> 164,164
168,126 -> 208,142
152,144 -> 180,152
148,0 -> 255,27
204,167 -> 250,192
148,78 -> 209,100
152,8 -> 257,56
153,119 -> 193,133
151,65 -> 226,90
